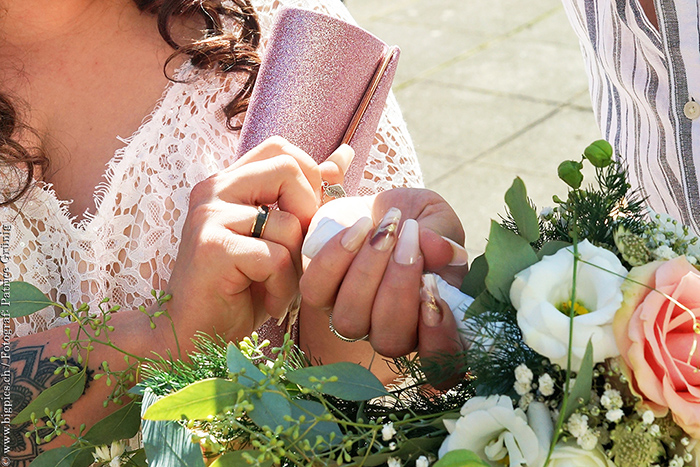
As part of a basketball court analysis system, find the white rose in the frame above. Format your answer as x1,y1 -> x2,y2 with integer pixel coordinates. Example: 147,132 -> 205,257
510,240 -> 626,371
548,443 -> 615,467
438,396 -> 552,467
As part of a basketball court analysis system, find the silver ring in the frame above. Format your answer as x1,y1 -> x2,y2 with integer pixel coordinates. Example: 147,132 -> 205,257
329,313 -> 369,343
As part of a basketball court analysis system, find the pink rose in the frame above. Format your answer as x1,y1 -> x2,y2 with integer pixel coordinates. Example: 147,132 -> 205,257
613,256 -> 700,438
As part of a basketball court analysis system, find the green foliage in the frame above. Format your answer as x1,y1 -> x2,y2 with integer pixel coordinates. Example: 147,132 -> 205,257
561,340 -> 594,422
460,253 -> 488,298
434,450 -> 491,467
140,332 -> 231,396
141,390 -> 206,467
286,362 -> 389,401
13,370 -> 86,425
7,281 -> 56,318
540,160 -> 647,248
29,445 -> 95,467
143,378 -> 246,421
504,177 -> 540,243
83,400 -> 141,446
484,221 -> 538,303
558,160 -> 584,189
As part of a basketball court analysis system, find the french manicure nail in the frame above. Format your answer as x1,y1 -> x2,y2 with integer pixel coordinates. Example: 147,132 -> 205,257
340,217 -> 373,252
370,208 -> 401,252
442,236 -> 469,266
394,219 -> 420,265
420,274 -> 442,327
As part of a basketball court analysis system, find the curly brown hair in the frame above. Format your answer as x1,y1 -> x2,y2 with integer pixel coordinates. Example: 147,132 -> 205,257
0,0 -> 261,206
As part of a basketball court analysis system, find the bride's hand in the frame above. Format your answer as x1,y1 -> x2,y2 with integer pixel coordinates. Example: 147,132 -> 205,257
165,137 -> 353,344
299,188 -> 468,387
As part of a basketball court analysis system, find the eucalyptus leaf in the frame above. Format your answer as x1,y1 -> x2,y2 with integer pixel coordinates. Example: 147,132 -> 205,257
8,281 -> 56,318
247,390 -> 291,430
561,340 -> 594,421
289,399 -> 342,446
209,450 -> 272,467
504,177 -> 540,243
141,390 -> 205,467
460,254 -> 488,298
226,343 -> 264,385
29,445 -> 95,467
13,370 -> 86,425
434,449 -> 490,467
123,448 -> 148,467
286,362 -> 389,401
84,400 -> 141,446
143,378 -> 244,421
484,221 -> 538,303
537,240 -> 571,260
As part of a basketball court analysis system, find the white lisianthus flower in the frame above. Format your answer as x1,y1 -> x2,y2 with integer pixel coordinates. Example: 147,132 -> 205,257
510,240 -> 626,371
548,443 -> 615,467
438,395 -> 552,467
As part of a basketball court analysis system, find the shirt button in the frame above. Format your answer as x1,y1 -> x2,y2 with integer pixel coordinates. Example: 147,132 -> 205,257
684,100 -> 700,120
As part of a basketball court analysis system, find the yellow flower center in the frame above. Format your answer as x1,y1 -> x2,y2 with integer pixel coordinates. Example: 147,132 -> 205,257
558,300 -> 591,316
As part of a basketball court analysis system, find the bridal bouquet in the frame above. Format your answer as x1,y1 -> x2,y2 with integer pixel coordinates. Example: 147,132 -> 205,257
10,141 -> 700,467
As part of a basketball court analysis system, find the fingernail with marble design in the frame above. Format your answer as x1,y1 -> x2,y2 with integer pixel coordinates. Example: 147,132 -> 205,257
370,208 -> 401,252
420,273 -> 442,327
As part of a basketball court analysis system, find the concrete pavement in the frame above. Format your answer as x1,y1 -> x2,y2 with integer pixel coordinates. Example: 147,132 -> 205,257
345,0 -> 601,257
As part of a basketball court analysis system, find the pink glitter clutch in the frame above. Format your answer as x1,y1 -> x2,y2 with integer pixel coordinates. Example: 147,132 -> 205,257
236,7 -> 400,195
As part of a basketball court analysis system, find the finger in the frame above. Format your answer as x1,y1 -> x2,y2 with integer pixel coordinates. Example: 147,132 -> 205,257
213,156 -> 320,226
369,219 -> 423,357
227,234 -> 301,321
420,228 -> 470,287
229,136 -> 322,189
318,144 -> 355,187
331,208 -> 402,340
418,274 -> 465,390
299,216 -> 374,310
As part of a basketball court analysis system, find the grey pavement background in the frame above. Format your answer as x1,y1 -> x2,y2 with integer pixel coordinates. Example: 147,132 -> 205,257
345,0 -> 602,258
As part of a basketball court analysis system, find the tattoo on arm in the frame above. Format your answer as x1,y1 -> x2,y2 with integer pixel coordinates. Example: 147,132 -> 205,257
7,341 -> 84,467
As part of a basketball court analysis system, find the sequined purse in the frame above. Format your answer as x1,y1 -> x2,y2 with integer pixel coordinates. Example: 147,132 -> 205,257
236,7 -> 400,196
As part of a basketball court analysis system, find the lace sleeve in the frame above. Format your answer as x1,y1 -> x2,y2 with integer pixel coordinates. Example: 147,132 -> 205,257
251,0 -> 424,195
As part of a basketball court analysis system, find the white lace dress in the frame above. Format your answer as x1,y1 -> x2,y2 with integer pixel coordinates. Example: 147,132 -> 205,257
5,0 -> 422,340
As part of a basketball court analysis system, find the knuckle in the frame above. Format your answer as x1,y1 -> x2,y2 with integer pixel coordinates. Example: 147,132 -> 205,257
371,336 -> 415,359
189,178 -> 216,206
262,135 -> 290,150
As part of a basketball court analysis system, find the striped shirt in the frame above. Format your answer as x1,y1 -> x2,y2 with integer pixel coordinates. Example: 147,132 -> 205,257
561,0 -> 700,231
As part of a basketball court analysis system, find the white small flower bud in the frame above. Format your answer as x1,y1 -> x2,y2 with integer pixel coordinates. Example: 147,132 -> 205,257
538,373 -> 555,397
514,364 -> 533,384
642,410 -> 655,425
416,456 -> 430,467
382,422 -> 397,441
577,430 -> 598,451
